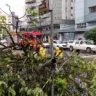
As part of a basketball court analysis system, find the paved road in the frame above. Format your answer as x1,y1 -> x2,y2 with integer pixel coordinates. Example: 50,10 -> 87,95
12,48 -> 96,59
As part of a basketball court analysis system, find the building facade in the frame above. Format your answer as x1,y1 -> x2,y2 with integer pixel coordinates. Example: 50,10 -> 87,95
0,9 -> 12,27
11,12 -> 18,31
0,9 -> 13,39
24,0 -> 75,41
41,0 -> 75,42
75,0 -> 96,40
25,0 -> 41,23
75,0 -> 96,30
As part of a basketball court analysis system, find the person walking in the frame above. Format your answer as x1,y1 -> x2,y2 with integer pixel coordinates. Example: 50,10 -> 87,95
55,46 -> 63,58
39,45 -> 46,59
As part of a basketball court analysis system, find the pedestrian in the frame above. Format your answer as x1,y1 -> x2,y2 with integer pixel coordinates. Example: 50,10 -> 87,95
39,45 -> 46,59
55,46 -> 63,58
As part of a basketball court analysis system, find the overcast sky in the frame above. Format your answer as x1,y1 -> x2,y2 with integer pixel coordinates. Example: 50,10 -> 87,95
0,0 -> 25,17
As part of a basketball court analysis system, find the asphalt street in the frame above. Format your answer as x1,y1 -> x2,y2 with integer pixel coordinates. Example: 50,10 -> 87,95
13,48 -> 96,58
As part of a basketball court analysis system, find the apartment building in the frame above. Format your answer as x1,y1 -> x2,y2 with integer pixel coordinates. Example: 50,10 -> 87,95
41,0 -> 75,27
24,0 -> 75,41
25,0 -> 75,25
41,0 -> 75,41
75,0 -> 96,30
11,12 -> 19,31
25,0 -> 41,23
75,0 -> 96,39
0,9 -> 12,39
0,9 -> 12,25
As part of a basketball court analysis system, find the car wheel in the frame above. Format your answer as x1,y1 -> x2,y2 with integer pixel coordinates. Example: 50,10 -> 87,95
70,46 -> 73,51
86,47 -> 91,53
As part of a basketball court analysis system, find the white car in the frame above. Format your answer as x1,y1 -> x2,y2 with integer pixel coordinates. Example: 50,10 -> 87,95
43,41 -> 50,48
53,41 -> 67,49
67,40 -> 78,50
67,40 -> 96,53
73,40 -> 96,53
0,39 -> 7,48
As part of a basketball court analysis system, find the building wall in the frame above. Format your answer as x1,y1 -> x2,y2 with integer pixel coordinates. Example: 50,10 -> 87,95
53,0 -> 75,21
84,0 -> 96,22
25,0 -> 41,23
0,9 -> 12,30
53,0 -> 62,20
75,0 -> 85,24
75,0 -> 96,29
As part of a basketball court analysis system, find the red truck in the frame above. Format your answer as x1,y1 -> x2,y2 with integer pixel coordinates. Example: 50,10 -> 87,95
6,31 -> 43,49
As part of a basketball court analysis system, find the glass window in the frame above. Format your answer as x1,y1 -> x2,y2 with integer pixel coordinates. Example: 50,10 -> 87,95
89,6 -> 96,13
75,41 -> 79,44
69,41 -> 74,43
53,41 -> 57,44
80,41 -> 84,44
85,41 -> 93,45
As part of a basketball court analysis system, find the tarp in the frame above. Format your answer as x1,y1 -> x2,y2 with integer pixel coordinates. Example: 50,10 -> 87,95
22,31 -> 42,36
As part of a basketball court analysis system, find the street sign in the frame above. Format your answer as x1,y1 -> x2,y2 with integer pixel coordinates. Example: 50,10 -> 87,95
39,0 -> 49,15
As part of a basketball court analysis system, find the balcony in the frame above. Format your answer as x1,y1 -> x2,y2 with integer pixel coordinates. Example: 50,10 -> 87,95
25,0 -> 36,4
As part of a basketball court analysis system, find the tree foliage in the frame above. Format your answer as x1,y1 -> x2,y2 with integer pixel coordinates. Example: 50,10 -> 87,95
84,28 -> 96,44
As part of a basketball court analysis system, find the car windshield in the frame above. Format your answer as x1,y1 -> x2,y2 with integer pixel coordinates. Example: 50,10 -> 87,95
85,41 -> 93,45
69,41 -> 74,43
60,41 -> 63,44
60,41 -> 67,44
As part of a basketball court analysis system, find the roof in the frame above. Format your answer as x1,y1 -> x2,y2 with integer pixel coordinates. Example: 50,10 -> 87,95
22,31 -> 42,36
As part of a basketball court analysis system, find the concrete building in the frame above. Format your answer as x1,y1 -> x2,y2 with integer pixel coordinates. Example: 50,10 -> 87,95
0,9 -> 12,28
0,9 -> 13,39
24,0 -> 75,41
25,0 -> 41,23
75,0 -> 96,39
11,12 -> 18,31
0,9 -> 19,32
40,0 -> 75,42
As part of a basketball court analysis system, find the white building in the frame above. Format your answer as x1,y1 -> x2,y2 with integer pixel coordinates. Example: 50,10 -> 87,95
24,0 -> 75,41
0,9 -> 13,39
75,0 -> 96,40
41,0 -> 75,41
0,9 -> 12,26
0,9 -> 12,32
41,0 -> 75,26
25,0 -> 41,23
75,0 -> 96,30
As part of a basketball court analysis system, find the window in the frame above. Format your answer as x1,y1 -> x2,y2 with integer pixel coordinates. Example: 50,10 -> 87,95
69,41 -> 74,43
71,0 -> 73,2
89,6 -> 96,13
85,41 -> 93,45
80,41 -> 84,44
77,23 -> 86,29
71,7 -> 73,9
75,41 -> 79,44
53,41 -> 57,44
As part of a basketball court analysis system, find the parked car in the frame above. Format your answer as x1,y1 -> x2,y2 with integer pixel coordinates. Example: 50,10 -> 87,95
73,40 -> 96,53
53,40 -> 67,49
43,41 -> 50,48
67,40 -> 96,53
0,39 -> 7,48
67,40 -> 78,51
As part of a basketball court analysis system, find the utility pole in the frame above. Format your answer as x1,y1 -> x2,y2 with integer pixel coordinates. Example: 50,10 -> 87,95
50,10 -> 54,59
50,9 -> 54,96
